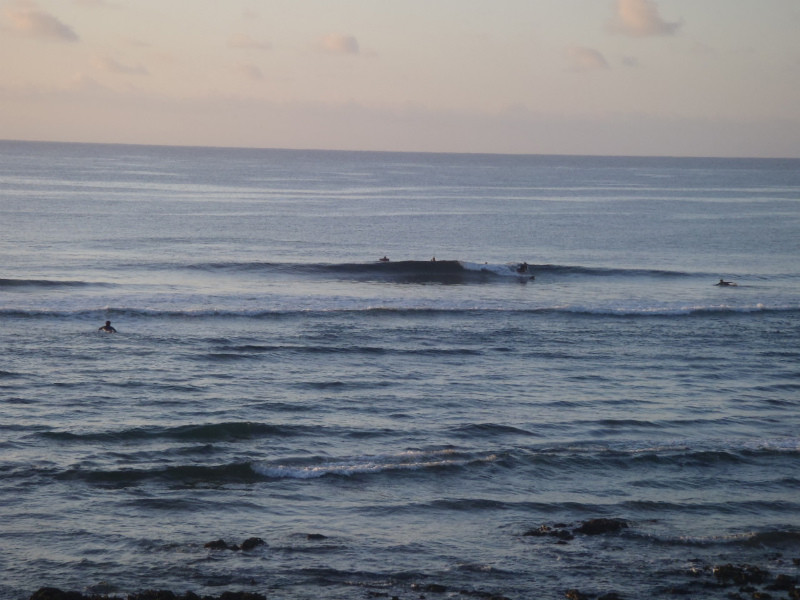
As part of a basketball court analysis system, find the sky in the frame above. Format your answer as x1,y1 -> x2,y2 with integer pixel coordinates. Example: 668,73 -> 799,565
1,0 -> 799,157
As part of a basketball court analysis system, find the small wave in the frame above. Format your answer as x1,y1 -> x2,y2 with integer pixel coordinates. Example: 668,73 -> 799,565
40,421 -> 308,443
0,278 -> 109,289
56,461 -> 260,486
451,423 -> 540,437
3,304 -> 797,320
251,449 -> 498,479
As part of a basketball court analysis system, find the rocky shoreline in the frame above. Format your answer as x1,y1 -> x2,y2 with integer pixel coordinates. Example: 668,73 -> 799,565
25,521 -> 800,600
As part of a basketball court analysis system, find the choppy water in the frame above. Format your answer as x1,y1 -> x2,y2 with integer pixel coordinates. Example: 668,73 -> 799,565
1,141 -> 800,600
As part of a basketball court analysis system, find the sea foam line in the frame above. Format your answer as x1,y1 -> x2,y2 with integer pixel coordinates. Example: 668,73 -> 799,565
251,450 -> 498,479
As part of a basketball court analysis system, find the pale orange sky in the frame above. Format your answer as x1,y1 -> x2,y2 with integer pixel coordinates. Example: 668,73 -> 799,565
2,0 -> 799,156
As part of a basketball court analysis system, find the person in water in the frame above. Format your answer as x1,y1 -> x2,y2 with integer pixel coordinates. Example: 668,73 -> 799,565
716,279 -> 733,286
98,320 -> 117,333
516,262 -> 529,274
379,256 -> 390,262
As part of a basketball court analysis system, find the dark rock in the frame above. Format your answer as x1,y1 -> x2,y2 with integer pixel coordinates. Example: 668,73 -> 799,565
713,564 -> 770,585
307,533 -> 328,540
30,589 -> 97,600
598,594 -> 623,600
523,525 -> 551,536
789,587 -> 800,600
129,592 -> 177,600
766,574 -> 797,591
565,590 -> 589,600
573,518 -> 628,536
204,539 -> 229,550
240,537 -> 266,551
751,593 -> 772,600
218,593 -> 266,600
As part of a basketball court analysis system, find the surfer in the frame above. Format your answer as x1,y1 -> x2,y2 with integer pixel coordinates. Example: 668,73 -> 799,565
98,320 -> 117,333
379,256 -> 390,262
431,257 -> 436,262
516,262 -> 529,274
716,279 -> 734,286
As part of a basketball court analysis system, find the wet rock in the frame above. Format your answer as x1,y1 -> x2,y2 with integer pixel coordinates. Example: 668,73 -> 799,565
204,539 -> 229,550
240,537 -> 266,551
573,518 -> 629,536
30,589 -> 91,600
129,592 -> 178,600
598,593 -> 624,600
217,593 -> 266,600
458,590 -> 512,600
565,590 -> 589,600
713,564 -> 770,585
766,574 -> 797,591
751,593 -> 772,600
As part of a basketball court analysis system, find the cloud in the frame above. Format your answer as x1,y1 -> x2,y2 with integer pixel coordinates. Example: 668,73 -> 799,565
608,0 -> 682,37
93,55 -> 148,75
3,1 -> 79,41
565,46 -> 610,72
318,34 -> 360,55
227,33 -> 272,51
236,63 -> 264,81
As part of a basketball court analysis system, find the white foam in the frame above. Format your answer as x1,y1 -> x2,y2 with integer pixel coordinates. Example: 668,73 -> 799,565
251,449 -> 498,479
461,261 -> 524,277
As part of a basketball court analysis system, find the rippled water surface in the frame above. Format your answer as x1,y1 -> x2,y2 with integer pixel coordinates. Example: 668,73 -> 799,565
1,141 -> 800,600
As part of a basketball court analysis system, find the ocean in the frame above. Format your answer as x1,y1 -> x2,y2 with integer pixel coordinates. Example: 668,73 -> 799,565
1,140 -> 799,600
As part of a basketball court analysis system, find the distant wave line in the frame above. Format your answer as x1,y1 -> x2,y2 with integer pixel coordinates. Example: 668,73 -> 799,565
1,303 -> 797,320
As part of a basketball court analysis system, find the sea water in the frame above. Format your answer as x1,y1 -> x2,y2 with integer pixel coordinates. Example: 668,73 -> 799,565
1,141 -> 799,600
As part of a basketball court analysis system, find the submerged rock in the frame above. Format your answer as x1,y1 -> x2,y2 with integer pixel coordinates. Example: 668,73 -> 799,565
573,518 -> 629,536
565,590 -> 589,600
522,525 -> 574,541
240,537 -> 265,551
712,563 -> 770,585
411,583 -> 448,593
204,539 -> 229,550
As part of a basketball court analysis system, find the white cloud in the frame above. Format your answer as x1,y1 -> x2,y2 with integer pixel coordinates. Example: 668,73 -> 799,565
609,0 -> 682,37
228,33 -> 272,51
318,34 -> 360,55
3,1 -> 79,42
566,46 -> 610,72
93,55 -> 148,75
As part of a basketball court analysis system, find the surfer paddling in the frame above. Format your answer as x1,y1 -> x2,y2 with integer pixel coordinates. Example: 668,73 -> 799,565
379,256 -> 390,262
715,279 -> 736,287
98,320 -> 117,333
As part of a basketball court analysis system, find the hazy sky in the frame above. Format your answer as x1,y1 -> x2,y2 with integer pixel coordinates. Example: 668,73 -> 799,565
2,0 -> 800,156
